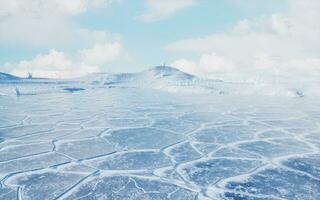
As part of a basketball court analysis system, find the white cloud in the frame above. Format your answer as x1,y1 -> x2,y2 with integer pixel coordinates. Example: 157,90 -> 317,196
138,0 -> 197,22
0,0 -> 125,78
0,0 -> 116,47
167,0 -> 320,82
77,29 -> 121,45
172,54 -> 320,82
4,49 -> 99,79
172,53 -> 237,80
79,42 -> 123,65
0,0 -> 109,17
3,40 -> 125,78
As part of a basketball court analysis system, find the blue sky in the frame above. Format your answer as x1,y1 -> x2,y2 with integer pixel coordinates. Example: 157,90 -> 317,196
0,0 -> 319,81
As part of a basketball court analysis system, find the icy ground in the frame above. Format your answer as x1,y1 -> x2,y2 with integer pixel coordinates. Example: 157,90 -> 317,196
0,75 -> 320,199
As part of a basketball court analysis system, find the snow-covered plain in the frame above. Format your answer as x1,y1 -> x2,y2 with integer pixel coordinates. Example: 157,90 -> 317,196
0,67 -> 320,199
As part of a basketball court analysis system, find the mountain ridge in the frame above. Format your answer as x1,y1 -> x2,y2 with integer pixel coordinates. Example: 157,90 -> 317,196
0,72 -> 21,80
0,66 -> 310,97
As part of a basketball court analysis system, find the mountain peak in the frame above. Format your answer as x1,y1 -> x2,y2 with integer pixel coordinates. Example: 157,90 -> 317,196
150,65 -> 180,72
144,66 -> 195,80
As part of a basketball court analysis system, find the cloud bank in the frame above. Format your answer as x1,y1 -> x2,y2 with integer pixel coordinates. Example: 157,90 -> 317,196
0,0 -> 117,46
138,0 -> 197,22
0,0 -> 125,78
168,0 -> 320,83
3,40 -> 124,79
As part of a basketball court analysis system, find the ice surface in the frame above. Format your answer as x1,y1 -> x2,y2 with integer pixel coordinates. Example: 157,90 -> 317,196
224,167 -> 320,200
238,139 -> 312,158
166,142 -> 202,163
192,125 -> 265,144
0,187 -> 16,200
211,147 -> 260,159
0,72 -> 320,199
0,124 -> 54,139
103,127 -> 186,150
282,154 -> 320,179
192,142 -> 221,155
179,158 -> 263,187
0,142 -> 53,161
85,150 -> 171,171
56,138 -> 115,160
0,152 -> 71,178
62,175 -> 197,200
152,117 -> 200,134
6,170 -> 87,200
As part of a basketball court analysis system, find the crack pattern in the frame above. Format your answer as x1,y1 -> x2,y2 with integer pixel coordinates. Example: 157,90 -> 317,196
0,86 -> 319,199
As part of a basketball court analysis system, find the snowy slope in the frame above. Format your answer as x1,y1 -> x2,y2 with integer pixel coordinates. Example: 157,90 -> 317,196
79,66 -> 197,84
78,66 -> 307,97
0,72 -> 21,80
0,66 -> 314,97
137,66 -> 196,81
79,66 -> 222,93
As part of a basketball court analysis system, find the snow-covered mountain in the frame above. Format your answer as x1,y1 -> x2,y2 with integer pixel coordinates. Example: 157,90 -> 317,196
137,66 -> 196,81
0,66 -> 312,97
0,72 -> 20,80
79,66 -> 221,93
79,66 -> 307,97
81,66 -> 198,84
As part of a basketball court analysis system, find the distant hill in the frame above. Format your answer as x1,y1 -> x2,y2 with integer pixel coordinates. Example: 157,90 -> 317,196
138,66 -> 196,81
0,72 -> 21,80
78,66 -> 220,93
81,66 -> 199,84
0,67 -> 309,97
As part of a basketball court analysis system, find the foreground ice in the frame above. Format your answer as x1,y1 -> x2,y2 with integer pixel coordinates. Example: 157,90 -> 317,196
0,80 -> 320,199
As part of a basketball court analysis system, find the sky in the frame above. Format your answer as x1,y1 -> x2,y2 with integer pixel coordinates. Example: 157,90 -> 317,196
0,0 -> 319,82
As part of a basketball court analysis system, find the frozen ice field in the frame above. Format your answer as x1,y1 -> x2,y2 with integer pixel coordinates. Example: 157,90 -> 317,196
0,67 -> 320,200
